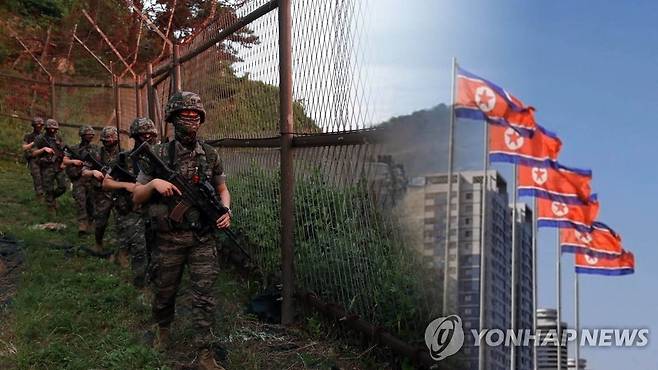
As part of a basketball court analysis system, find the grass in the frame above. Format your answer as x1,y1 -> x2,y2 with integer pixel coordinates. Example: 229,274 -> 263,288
0,153 -> 163,370
0,117 -> 384,369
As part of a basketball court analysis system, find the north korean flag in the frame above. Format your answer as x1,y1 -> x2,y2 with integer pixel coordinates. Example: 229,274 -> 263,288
536,194 -> 599,231
560,222 -> 622,257
575,249 -> 634,276
489,124 -> 562,167
455,67 -> 537,133
518,163 -> 592,204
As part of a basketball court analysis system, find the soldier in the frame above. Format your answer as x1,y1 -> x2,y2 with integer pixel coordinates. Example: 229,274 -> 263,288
82,126 -> 120,253
102,118 -> 158,288
31,118 -> 69,213
64,125 -> 98,235
133,92 -> 230,370
21,116 -> 45,199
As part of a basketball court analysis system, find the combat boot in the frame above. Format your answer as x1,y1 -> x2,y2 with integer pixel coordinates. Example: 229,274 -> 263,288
154,326 -> 170,351
78,222 -> 88,236
91,242 -> 104,254
115,249 -> 130,269
197,348 -> 226,370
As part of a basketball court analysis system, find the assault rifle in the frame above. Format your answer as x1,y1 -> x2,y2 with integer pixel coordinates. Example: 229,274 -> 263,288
63,145 -> 81,160
83,152 -> 109,173
41,135 -> 65,162
83,152 -> 136,182
130,142 -> 250,260
107,163 -> 137,183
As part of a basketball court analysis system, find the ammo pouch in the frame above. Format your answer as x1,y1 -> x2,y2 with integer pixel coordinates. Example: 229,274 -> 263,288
149,201 -> 211,234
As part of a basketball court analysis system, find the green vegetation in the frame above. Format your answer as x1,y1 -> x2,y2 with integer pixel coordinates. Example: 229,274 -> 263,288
198,63 -> 319,138
0,146 -> 163,369
231,165 -> 441,340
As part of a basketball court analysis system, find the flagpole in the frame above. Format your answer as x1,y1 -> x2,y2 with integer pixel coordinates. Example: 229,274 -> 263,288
443,56 -> 457,316
532,198 -> 538,370
575,268 -> 580,369
511,163 -> 518,370
556,228 -> 563,370
478,121 -> 489,370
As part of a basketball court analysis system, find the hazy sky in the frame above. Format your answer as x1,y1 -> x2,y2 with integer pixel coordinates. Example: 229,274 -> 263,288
363,1 -> 658,369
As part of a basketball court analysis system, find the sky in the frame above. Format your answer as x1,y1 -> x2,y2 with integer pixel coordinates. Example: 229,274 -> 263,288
363,1 -> 658,369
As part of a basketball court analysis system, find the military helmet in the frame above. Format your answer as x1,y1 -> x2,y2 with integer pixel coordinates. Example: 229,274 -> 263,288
100,126 -> 118,142
45,119 -> 59,129
164,91 -> 206,123
79,125 -> 95,137
129,117 -> 157,138
31,116 -> 44,127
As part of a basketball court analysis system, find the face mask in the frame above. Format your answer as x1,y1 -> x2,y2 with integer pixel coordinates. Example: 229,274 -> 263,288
46,128 -> 57,136
173,115 -> 200,146
81,135 -> 94,144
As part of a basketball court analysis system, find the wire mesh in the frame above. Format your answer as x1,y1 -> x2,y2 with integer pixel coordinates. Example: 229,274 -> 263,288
171,0 -> 441,346
54,84 -> 114,126
219,146 -> 281,273
289,0 -> 371,133
181,1 -> 282,140
118,80 -> 139,130
0,74 -> 51,119
293,142 -> 441,340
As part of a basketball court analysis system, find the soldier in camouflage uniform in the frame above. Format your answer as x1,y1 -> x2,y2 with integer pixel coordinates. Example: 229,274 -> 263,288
83,126 -> 120,253
31,119 -> 69,212
133,92 -> 230,370
102,118 -> 158,287
64,125 -> 98,235
21,116 -> 45,198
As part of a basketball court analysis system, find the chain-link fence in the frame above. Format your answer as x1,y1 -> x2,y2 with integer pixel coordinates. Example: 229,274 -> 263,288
0,1 -> 445,367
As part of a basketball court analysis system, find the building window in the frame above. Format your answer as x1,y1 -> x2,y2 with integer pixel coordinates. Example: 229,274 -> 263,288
464,217 -> 471,225
465,192 -> 473,200
427,175 -> 448,184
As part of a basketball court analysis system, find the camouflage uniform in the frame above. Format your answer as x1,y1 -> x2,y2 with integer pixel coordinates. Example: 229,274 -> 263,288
108,118 -> 158,287
66,126 -> 98,230
87,127 -> 120,248
137,93 -> 226,349
23,117 -> 44,197
33,119 -> 69,209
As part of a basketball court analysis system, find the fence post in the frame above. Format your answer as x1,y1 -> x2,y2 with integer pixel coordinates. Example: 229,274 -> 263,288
113,74 -> 122,148
135,76 -> 142,117
173,44 -> 182,92
146,63 -> 160,137
279,0 -> 295,325
50,77 -> 56,118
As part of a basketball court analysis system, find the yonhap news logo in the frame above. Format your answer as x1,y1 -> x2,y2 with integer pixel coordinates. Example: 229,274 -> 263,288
424,314 -> 649,362
424,315 -> 465,361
